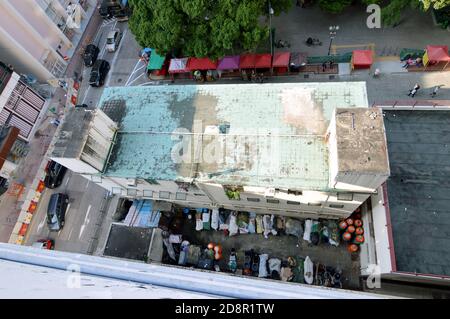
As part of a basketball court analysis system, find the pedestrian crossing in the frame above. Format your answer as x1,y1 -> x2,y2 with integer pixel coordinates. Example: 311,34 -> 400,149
101,17 -> 116,28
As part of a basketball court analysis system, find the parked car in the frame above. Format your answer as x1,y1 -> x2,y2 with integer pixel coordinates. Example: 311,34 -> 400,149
74,103 -> 88,108
89,59 -> 110,87
106,29 -> 121,52
44,160 -> 67,189
83,44 -> 99,67
47,193 -> 69,231
32,239 -> 54,250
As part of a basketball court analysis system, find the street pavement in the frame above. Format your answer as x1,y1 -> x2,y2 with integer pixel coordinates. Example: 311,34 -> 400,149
23,170 -> 109,254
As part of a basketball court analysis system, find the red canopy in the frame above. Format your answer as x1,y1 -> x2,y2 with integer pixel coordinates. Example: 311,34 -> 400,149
254,54 -> 272,68
239,54 -> 256,69
426,45 -> 450,62
186,57 -> 218,71
272,52 -> 291,67
352,50 -> 373,68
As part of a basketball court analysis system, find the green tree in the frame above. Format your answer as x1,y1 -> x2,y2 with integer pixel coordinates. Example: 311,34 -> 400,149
421,0 -> 450,10
318,0 -> 352,14
128,0 -> 292,59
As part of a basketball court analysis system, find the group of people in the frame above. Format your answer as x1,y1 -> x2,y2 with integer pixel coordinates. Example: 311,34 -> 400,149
408,83 -> 444,98
402,57 -> 423,69
321,60 -> 334,72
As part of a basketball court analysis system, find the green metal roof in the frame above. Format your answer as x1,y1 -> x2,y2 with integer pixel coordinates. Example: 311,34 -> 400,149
147,50 -> 165,70
98,82 -> 368,191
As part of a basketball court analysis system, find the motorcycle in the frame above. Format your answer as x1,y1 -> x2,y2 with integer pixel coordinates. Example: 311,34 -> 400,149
275,40 -> 291,48
305,37 -> 322,46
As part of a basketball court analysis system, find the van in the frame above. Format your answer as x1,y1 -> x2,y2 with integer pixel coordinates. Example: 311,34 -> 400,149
89,59 -> 110,87
47,193 -> 69,231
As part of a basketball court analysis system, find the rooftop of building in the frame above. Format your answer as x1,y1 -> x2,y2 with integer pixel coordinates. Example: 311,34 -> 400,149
98,83 -> 369,190
384,109 -> 450,277
51,108 -> 94,159
335,107 -> 390,175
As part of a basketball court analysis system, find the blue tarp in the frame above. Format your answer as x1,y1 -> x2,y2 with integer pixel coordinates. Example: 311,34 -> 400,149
124,199 -> 161,228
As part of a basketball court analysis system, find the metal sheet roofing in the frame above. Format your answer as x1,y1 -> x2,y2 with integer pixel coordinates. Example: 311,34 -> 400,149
98,82 -> 368,190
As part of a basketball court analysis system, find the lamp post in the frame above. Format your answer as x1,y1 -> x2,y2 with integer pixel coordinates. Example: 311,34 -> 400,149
328,25 -> 339,56
268,2 -> 274,56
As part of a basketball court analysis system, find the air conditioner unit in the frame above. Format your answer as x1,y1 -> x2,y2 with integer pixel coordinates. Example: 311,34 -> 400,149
265,188 -> 276,198
126,178 -> 136,187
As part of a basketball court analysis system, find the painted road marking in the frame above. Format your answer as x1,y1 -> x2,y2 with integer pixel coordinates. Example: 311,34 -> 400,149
68,228 -> 73,240
37,216 -> 46,232
126,72 -> 145,87
125,59 -> 145,86
105,28 -> 128,87
65,175 -> 71,186
79,205 -> 92,239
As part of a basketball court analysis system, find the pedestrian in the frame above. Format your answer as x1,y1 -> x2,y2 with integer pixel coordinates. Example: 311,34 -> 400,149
408,83 -> 420,98
328,60 -> 333,69
322,62 -> 327,72
430,85 -> 444,98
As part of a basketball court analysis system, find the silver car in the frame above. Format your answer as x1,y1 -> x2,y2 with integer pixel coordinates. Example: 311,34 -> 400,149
106,29 -> 121,52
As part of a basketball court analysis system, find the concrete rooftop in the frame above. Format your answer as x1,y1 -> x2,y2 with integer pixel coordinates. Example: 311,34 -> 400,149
384,110 -> 450,277
98,83 -> 368,190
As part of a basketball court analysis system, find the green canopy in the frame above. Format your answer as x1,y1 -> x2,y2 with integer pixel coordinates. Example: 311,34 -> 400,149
147,50 -> 165,70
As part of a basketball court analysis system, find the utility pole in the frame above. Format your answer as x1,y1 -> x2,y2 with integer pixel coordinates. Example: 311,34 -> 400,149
268,1 -> 274,56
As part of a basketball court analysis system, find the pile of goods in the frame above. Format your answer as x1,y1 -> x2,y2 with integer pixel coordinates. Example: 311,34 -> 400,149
338,207 -> 365,253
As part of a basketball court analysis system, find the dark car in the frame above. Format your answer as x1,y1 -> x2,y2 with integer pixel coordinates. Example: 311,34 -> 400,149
89,59 -> 110,87
44,160 -> 67,189
47,193 -> 69,231
75,103 -> 88,108
83,44 -> 99,67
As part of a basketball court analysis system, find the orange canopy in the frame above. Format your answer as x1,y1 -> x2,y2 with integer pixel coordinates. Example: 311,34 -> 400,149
426,45 -> 450,62
352,50 -> 373,68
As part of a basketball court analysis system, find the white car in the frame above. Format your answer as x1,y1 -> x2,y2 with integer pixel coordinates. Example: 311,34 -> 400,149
106,29 -> 121,52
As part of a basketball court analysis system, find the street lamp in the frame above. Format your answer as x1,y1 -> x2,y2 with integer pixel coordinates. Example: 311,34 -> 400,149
328,25 -> 339,56
269,2 -> 274,56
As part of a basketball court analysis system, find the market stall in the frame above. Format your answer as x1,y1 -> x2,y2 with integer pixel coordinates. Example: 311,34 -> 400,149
423,45 -> 450,71
351,50 -> 373,70
217,55 -> 240,77
147,50 -> 168,79
168,57 -> 190,80
272,52 -> 291,74
187,57 -> 218,81
239,53 -> 272,78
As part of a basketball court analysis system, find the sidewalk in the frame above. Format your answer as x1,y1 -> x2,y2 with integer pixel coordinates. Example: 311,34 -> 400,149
0,10 -> 103,243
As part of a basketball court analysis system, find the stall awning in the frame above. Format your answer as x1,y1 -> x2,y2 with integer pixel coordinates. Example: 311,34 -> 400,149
147,50 -> 165,71
272,52 -> 291,67
352,50 -> 373,68
425,45 -> 450,63
254,54 -> 272,68
239,54 -> 256,69
168,58 -> 189,73
186,57 -> 218,71
217,55 -> 240,70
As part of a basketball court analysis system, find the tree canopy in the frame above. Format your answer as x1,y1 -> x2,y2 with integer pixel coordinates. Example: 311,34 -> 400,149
317,0 -> 450,25
128,0 -> 292,59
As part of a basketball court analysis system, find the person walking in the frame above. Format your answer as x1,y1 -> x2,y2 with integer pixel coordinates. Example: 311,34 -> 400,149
322,62 -> 327,72
430,85 -> 444,98
408,83 -> 420,98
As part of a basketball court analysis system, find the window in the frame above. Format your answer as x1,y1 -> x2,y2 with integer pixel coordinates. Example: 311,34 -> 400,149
143,190 -> 153,198
127,188 -> 137,196
194,193 -> 206,197
111,187 -> 122,195
246,197 -> 260,202
91,175 -> 102,183
175,192 -> 187,200
287,201 -> 300,205
308,202 -> 321,207
159,191 -> 170,199
337,193 -> 353,201
329,204 -> 345,209
266,199 -> 279,204
288,189 -> 303,196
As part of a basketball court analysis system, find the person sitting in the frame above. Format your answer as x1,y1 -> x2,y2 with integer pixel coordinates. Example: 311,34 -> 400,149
402,58 -> 414,68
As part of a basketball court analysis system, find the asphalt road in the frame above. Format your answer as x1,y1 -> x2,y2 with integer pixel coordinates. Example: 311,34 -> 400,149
77,18 -> 144,106
24,170 -> 108,254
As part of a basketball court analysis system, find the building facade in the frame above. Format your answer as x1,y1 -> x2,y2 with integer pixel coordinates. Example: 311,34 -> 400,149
0,62 -> 47,141
50,83 -> 390,220
0,0 -> 97,82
